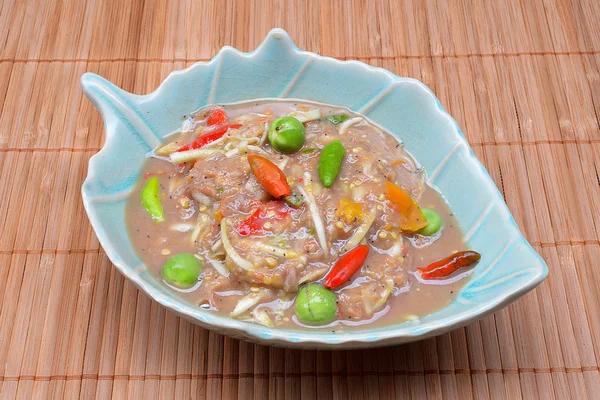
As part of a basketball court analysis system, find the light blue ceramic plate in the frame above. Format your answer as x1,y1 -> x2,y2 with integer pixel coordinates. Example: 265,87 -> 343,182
81,28 -> 548,349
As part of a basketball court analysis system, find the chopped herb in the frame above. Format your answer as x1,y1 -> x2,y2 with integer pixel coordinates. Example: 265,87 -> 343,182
301,148 -> 319,154
285,191 -> 304,207
325,114 -> 350,124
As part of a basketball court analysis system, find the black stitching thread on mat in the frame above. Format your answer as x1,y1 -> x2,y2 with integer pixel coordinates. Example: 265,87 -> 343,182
590,93 -> 600,132
2,50 -> 600,63
1,367 -> 598,382
0,148 -> 101,153
0,249 -> 102,255
1,241 -> 598,255
497,161 -> 507,201
513,97 -> 523,143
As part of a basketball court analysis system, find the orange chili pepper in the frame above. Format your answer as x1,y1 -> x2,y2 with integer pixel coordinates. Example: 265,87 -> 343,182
247,155 -> 291,198
417,251 -> 481,280
324,245 -> 370,289
385,180 -> 428,232
215,209 -> 223,223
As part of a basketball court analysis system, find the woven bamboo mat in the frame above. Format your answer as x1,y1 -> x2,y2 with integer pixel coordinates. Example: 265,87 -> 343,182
1,0 -> 599,398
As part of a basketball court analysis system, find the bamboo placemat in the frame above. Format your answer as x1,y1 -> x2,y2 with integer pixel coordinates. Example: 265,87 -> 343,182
1,0 -> 600,398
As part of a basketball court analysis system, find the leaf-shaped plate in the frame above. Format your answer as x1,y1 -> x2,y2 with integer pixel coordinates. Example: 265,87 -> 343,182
81,28 -> 548,349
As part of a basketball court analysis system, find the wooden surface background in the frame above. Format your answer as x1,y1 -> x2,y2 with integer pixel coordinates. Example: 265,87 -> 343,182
1,0 -> 600,398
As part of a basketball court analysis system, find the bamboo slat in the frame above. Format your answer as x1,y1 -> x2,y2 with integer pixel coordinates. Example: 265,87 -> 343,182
1,0 -> 600,399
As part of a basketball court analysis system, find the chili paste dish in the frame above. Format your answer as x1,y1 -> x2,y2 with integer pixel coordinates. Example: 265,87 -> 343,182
81,29 -> 547,348
129,101 -> 482,329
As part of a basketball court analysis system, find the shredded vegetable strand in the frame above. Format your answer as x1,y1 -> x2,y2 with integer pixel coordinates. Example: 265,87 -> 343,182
303,171 -> 312,184
170,148 -> 223,164
225,148 -> 239,158
230,293 -> 263,318
296,185 -> 328,253
220,218 -> 255,271
289,109 -> 321,123
155,141 -> 182,156
259,122 -> 269,145
339,116 -> 364,135
362,284 -> 375,316
277,156 -> 290,171
388,241 -> 404,257
229,136 -> 260,144
206,255 -> 229,277
189,214 -> 209,243
226,144 -> 269,158
252,309 -> 274,327
192,191 -> 213,206
224,141 -> 235,151
342,211 -> 376,252
199,135 -> 227,149
211,238 -> 223,253
238,140 -> 248,155
169,223 -> 194,232
248,145 -> 270,154
373,278 -> 395,311
298,267 -> 329,285
252,242 -> 298,259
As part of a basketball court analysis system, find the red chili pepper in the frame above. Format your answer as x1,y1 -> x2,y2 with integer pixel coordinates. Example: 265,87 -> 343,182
237,208 -> 262,236
236,201 -> 292,236
175,163 -> 187,173
175,124 -> 242,152
417,250 -> 481,280
324,245 -> 370,289
206,109 -> 227,126
247,155 -> 291,198
260,201 -> 292,219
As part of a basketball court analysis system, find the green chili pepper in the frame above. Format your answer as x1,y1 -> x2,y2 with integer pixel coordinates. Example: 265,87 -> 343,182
318,140 -> 345,188
141,176 -> 165,222
325,114 -> 349,124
